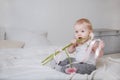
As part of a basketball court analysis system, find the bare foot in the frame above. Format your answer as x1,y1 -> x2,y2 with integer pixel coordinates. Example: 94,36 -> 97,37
65,67 -> 77,74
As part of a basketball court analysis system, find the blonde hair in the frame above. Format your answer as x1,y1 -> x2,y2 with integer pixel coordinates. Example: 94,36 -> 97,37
74,18 -> 93,32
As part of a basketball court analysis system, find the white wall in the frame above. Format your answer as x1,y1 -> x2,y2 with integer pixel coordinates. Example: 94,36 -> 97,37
0,0 -> 120,45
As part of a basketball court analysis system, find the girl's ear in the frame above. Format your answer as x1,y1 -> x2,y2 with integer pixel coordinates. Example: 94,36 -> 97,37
89,32 -> 94,40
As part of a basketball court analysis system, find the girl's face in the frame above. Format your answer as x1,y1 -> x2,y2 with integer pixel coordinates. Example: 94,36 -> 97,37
74,24 -> 90,39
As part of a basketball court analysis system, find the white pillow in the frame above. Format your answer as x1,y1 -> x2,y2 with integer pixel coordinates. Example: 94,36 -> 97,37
0,40 -> 25,48
5,27 -> 50,48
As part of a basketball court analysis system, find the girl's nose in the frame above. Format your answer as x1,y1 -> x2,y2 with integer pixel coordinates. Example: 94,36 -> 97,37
77,34 -> 82,37
75,34 -> 82,38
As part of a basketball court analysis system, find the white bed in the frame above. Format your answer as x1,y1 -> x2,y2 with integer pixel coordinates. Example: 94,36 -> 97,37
0,47 -> 120,80
0,27 -> 120,80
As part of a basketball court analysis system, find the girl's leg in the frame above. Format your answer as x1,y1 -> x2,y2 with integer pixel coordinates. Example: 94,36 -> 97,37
61,63 -> 96,74
73,63 -> 96,74
58,57 -> 76,66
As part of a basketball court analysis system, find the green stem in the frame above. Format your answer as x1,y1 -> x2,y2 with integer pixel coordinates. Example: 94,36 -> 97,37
64,49 -> 72,68
41,38 -> 85,65
41,51 -> 60,63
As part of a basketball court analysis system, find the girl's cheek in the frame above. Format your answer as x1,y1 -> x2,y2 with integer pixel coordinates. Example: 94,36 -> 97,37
75,34 -> 78,38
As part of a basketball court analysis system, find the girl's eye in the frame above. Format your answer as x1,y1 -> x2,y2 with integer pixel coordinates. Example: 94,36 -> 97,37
75,31 -> 78,33
81,30 -> 84,32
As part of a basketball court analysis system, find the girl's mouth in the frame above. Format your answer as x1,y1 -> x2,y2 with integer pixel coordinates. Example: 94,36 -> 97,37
78,37 -> 82,39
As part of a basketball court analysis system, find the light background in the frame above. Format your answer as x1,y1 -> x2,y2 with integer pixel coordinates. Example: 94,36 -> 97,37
0,0 -> 120,45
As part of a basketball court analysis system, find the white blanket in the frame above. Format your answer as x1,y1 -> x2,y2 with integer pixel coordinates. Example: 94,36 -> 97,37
0,46 -> 120,80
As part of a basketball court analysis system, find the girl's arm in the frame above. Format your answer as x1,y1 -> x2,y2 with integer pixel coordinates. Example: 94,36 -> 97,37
98,48 -> 104,58
67,45 -> 76,53
92,40 -> 104,59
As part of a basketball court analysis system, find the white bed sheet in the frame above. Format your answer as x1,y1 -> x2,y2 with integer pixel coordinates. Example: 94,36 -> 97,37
94,57 -> 120,80
0,46 -> 88,80
0,46 -> 120,80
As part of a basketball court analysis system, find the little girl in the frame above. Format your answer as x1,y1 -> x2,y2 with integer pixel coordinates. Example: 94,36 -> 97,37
58,18 -> 104,74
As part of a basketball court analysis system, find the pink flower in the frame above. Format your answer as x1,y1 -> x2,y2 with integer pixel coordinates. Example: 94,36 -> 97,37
65,67 -> 77,74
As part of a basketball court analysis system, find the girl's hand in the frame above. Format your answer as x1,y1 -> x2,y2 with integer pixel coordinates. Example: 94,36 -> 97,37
67,39 -> 77,53
99,40 -> 104,49
92,40 -> 104,59
71,39 -> 77,45
71,38 -> 83,46
92,40 -> 104,53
